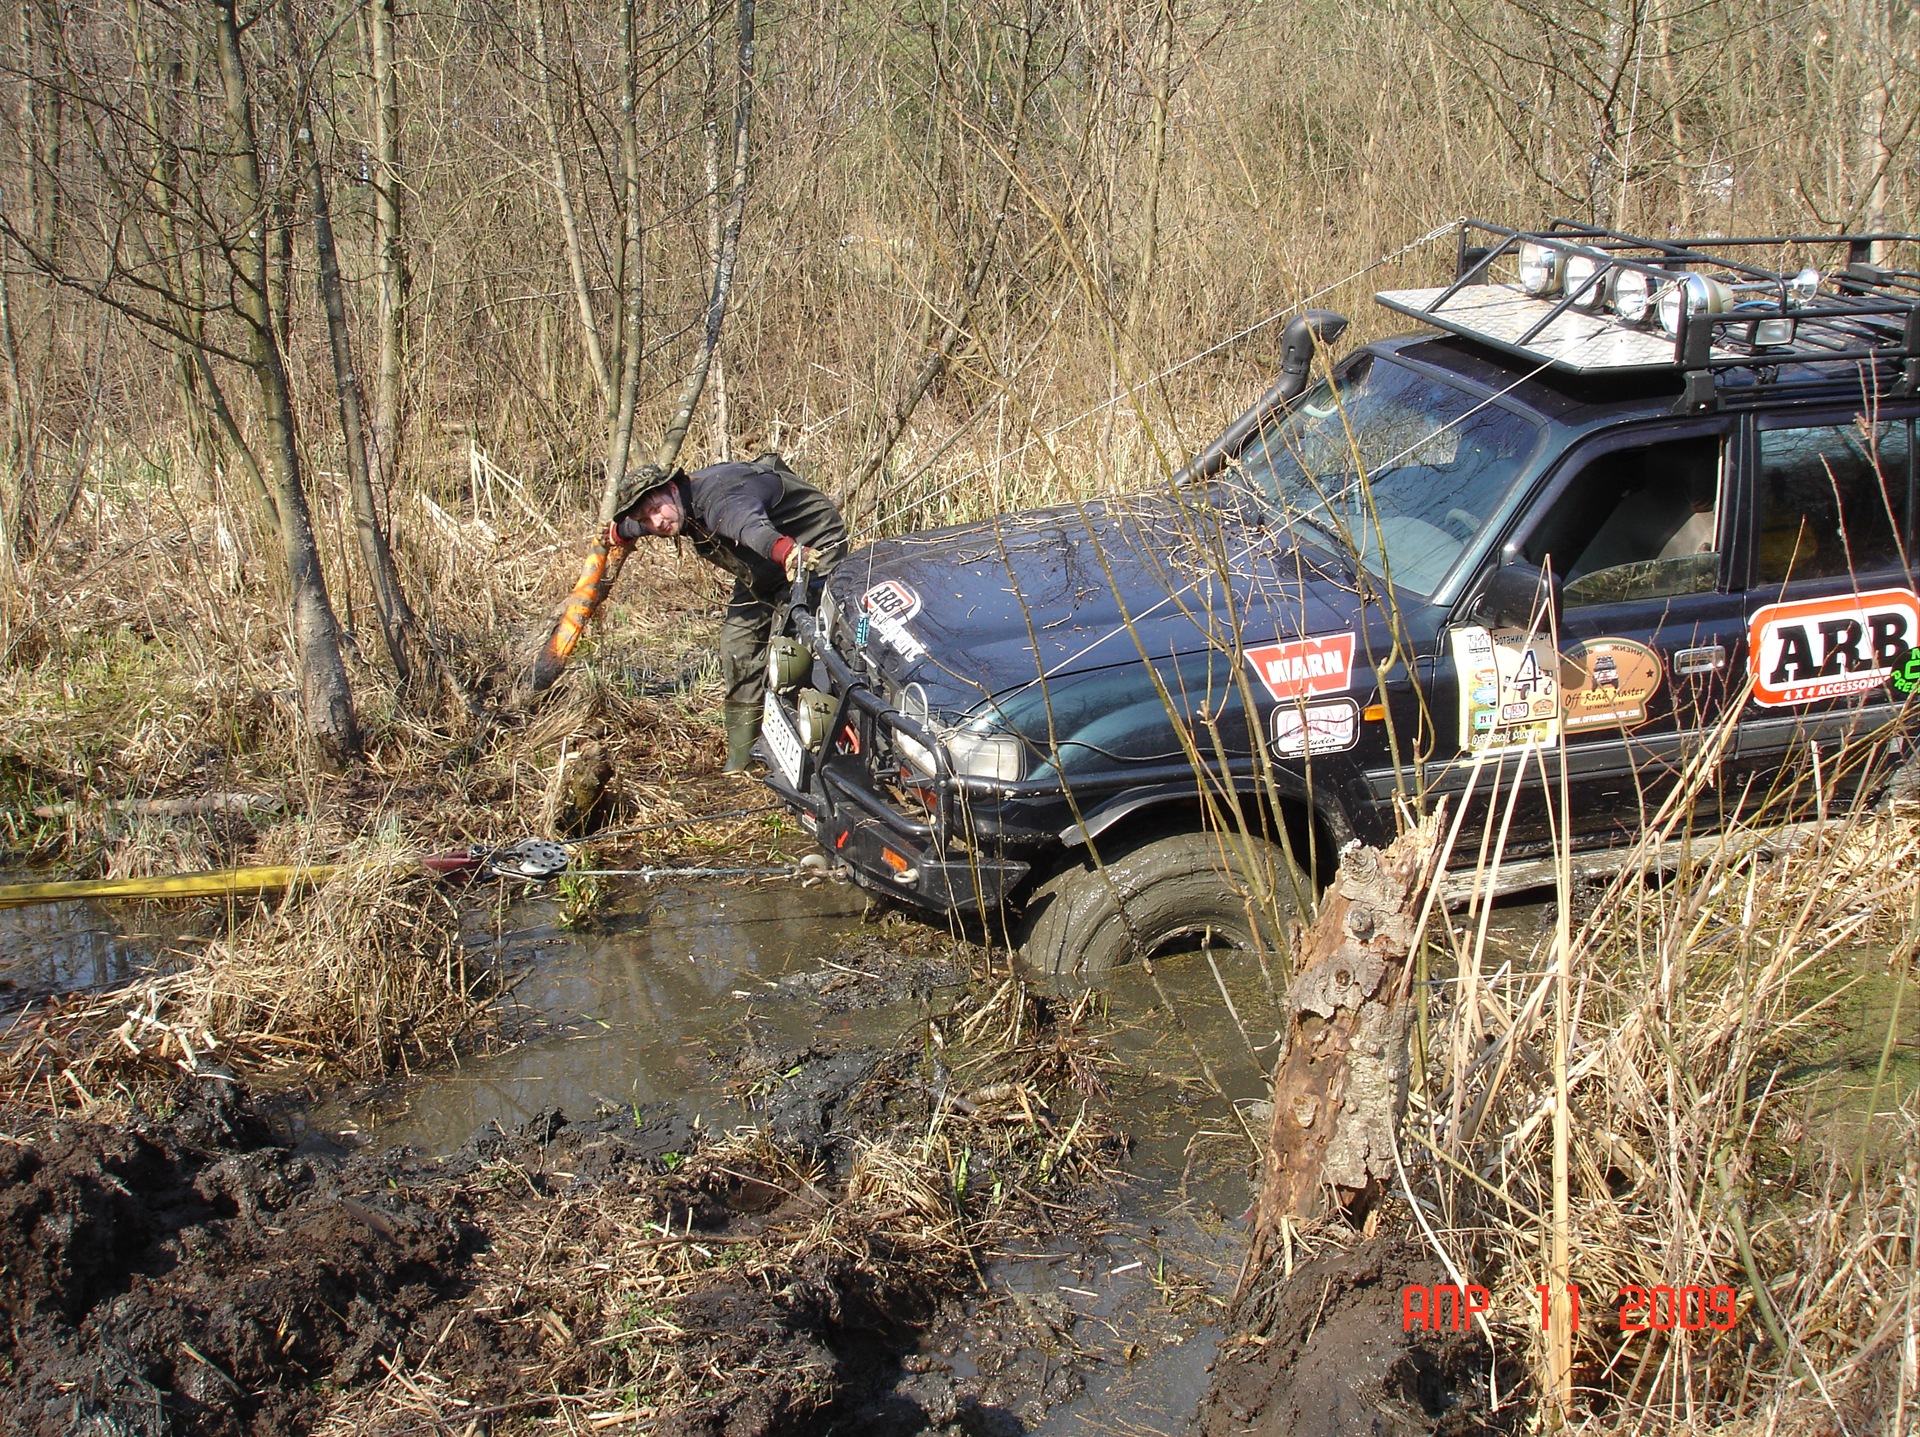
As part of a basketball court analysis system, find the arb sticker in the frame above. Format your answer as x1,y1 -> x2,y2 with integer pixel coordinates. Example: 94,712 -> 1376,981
860,579 -> 922,622
857,579 -> 927,662
1561,638 -> 1663,732
1245,632 -> 1356,702
1748,587 -> 1920,707
1271,698 -> 1361,757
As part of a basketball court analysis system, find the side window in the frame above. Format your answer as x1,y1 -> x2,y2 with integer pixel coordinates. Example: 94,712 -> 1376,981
1522,435 -> 1724,606
1757,420 -> 1911,584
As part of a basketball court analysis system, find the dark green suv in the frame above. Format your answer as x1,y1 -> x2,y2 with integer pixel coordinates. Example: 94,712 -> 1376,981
762,220 -> 1920,982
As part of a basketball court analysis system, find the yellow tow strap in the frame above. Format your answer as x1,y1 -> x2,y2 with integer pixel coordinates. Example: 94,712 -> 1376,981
0,864 -> 347,910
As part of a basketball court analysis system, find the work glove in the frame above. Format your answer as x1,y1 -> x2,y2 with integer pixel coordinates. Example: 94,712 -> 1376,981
783,544 -> 823,584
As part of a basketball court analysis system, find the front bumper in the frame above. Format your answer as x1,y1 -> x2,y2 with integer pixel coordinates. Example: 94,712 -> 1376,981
760,615 -> 1029,915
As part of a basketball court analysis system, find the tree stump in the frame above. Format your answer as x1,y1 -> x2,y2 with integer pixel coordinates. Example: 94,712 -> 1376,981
1246,815 -> 1441,1270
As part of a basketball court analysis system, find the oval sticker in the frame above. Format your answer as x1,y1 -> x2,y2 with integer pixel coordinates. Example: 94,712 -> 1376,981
1560,637 -> 1663,732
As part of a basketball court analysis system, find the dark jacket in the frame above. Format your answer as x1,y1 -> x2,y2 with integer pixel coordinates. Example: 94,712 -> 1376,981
680,458 -> 848,589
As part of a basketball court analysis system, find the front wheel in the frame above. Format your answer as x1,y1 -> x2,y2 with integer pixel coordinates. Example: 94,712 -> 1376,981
1018,830 -> 1307,987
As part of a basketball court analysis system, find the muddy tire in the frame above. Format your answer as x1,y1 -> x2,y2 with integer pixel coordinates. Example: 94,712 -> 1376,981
1018,830 -> 1304,986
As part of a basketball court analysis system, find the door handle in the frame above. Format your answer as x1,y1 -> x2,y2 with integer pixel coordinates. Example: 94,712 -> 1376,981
1673,645 -> 1727,676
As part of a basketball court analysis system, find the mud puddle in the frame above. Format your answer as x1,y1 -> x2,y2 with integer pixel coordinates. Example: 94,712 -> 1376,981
303,879 -> 1280,1436
0,893 -> 191,1011
308,880 -> 885,1148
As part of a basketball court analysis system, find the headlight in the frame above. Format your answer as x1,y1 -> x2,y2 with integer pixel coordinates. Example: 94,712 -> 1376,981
1517,242 -> 1562,297
946,731 -> 1025,782
1609,268 -> 1653,323
1656,274 -> 1732,337
1564,253 -> 1606,309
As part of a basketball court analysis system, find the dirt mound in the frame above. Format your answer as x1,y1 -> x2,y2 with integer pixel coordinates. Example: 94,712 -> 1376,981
0,1017 -> 1115,1436
771,940 -> 962,1013
0,1076 -> 466,1436
1193,1234 -> 1528,1437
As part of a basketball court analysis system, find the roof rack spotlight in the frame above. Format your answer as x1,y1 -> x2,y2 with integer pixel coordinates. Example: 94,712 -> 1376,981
1657,274 -> 1733,336
1609,267 -> 1654,323
1517,241 -> 1563,297
1564,252 -> 1608,311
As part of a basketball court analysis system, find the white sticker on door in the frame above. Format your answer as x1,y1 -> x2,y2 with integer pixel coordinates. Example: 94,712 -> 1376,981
1453,625 -> 1560,755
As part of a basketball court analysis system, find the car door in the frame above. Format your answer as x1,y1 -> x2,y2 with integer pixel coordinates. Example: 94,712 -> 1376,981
1732,408 -> 1918,814
1416,418 -> 1747,853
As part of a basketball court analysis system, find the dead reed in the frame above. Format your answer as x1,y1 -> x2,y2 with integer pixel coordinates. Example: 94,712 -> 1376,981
1407,736 -> 1920,1433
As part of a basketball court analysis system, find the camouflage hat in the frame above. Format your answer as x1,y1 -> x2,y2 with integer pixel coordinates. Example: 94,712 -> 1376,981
610,463 -> 682,520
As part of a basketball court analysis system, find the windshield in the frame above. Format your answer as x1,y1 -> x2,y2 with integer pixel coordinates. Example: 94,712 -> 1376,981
1226,353 -> 1544,597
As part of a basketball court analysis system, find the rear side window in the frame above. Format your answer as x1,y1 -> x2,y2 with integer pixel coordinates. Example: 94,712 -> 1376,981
1756,419 -> 1912,584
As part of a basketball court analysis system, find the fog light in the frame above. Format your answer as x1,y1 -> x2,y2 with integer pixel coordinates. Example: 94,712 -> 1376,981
1564,253 -> 1606,309
767,637 -> 813,692
1609,269 -> 1653,323
1517,242 -> 1562,297
795,687 -> 835,747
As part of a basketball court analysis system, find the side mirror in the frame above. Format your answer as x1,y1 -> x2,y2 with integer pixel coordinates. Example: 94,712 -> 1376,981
1474,559 -> 1558,629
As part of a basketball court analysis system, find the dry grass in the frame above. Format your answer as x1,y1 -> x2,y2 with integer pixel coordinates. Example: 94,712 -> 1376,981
1402,737 -> 1920,1433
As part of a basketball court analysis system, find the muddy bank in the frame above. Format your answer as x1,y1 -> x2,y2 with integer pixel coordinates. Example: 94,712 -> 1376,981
0,1005 -> 1122,1436
1192,1226 -> 1528,1437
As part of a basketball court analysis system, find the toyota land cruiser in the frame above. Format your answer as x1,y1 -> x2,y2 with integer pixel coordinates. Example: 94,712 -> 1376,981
759,220 -> 1920,982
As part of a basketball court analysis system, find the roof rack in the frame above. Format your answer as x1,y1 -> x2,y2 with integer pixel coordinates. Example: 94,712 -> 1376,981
1375,219 -> 1920,412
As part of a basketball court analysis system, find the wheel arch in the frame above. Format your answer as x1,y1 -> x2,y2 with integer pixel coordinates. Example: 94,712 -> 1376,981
1054,777 -> 1352,890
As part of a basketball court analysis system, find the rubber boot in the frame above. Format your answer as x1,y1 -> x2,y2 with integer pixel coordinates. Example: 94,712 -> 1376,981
722,702 -> 763,774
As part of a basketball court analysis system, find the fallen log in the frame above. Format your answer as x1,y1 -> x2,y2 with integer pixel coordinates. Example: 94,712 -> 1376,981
30,793 -> 283,820
1245,814 -> 1441,1274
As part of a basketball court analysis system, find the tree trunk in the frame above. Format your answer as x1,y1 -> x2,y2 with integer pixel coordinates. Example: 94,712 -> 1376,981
0,248 -> 37,563
650,0 -> 755,476
599,0 -> 650,520
1243,815 -> 1440,1277
212,0 -> 360,767
295,104 -> 424,686
370,0 -> 408,492
535,1 -> 611,408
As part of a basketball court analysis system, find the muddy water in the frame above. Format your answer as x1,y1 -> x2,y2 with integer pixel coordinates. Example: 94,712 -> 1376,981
311,879 -> 878,1147
0,893 -> 182,1008
297,876 -> 1286,1434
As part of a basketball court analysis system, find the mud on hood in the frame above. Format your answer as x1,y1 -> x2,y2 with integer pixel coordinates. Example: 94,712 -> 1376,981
823,488 -> 1361,718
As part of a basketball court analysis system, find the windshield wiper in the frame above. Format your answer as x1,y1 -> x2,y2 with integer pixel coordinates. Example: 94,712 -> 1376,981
1272,506 -> 1358,575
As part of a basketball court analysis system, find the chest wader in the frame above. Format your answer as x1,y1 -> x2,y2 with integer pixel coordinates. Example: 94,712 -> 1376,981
696,476 -> 847,772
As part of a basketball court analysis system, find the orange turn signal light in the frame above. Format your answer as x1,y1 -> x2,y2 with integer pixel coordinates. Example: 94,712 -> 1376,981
1362,703 -> 1386,722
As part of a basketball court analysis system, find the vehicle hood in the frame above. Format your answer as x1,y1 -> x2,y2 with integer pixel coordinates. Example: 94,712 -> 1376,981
821,488 -> 1363,715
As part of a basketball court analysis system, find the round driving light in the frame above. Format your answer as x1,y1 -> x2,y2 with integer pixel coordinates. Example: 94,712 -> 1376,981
795,688 -> 835,747
1564,253 -> 1606,309
1609,269 -> 1652,323
1517,242 -> 1562,297
1656,273 -> 1732,337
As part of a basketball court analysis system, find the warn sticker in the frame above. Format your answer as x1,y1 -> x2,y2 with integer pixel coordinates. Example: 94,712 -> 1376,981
1245,633 -> 1357,702
1748,587 -> 1920,707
